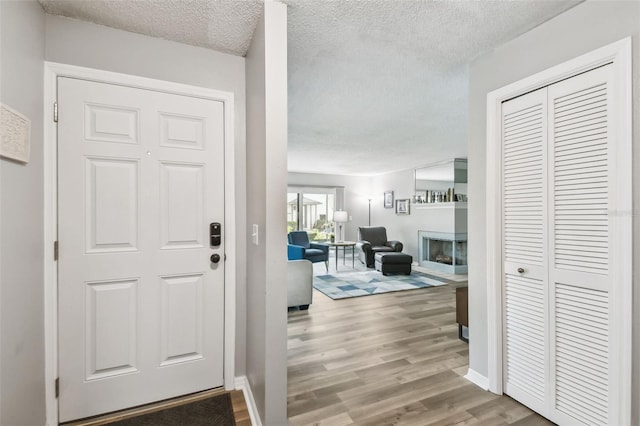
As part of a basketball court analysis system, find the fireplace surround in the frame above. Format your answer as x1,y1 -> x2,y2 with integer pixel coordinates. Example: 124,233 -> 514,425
418,231 -> 467,274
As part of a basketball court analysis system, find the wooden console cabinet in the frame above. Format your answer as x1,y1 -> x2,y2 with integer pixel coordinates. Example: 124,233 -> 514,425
455,286 -> 468,343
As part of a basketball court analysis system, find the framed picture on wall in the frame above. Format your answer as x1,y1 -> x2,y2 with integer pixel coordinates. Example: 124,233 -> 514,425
384,191 -> 394,208
395,199 -> 410,215
1,103 -> 31,163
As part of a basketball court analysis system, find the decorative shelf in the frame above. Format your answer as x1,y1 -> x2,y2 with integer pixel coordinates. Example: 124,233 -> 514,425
414,202 -> 467,210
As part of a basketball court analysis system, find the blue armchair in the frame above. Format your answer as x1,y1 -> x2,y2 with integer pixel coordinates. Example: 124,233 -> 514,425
287,231 -> 329,272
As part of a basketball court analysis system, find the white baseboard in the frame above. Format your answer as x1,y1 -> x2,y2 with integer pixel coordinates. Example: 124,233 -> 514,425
464,368 -> 490,390
235,376 -> 262,426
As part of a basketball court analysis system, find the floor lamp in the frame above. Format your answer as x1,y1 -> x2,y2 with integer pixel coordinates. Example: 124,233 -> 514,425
334,211 -> 348,242
368,198 -> 372,226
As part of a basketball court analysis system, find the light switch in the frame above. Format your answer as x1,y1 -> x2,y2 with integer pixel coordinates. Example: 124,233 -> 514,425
252,224 -> 259,245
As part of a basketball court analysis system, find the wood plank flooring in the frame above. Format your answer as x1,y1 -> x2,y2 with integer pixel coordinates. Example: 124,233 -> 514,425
287,276 -> 554,425
230,389 -> 251,426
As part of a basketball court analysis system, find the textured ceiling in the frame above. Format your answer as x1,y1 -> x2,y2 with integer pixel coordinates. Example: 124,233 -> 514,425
285,0 -> 582,176
39,0 -> 263,55
39,0 -> 582,176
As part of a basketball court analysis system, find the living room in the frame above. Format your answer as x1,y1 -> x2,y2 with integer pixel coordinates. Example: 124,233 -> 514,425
288,160 -> 467,270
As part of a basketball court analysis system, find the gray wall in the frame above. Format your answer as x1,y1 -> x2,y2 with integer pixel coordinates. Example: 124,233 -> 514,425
288,172 -> 372,242
467,0 -> 640,421
44,14 -> 249,377
371,168 -> 466,261
245,3 -> 288,424
0,1 -> 46,425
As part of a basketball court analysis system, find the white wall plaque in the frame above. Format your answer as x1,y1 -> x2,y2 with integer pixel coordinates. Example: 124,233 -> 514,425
1,103 -> 31,163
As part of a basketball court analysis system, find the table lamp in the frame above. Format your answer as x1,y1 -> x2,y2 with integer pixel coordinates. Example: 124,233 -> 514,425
334,211 -> 348,242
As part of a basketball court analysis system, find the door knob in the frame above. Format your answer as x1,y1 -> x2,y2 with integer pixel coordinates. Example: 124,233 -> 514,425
210,253 -> 221,263
517,267 -> 525,274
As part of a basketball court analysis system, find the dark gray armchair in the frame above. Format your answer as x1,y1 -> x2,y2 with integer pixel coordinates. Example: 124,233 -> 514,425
356,226 -> 403,268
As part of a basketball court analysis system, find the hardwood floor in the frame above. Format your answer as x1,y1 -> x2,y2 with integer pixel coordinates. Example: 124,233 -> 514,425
287,274 -> 554,425
230,389 -> 251,426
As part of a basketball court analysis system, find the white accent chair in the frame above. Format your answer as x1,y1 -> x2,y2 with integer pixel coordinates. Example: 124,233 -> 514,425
287,259 -> 313,310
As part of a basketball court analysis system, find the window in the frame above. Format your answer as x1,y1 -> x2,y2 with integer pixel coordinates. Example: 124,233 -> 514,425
287,188 -> 336,242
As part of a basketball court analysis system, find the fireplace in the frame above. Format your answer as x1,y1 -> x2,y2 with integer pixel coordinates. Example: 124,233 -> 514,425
418,231 -> 467,273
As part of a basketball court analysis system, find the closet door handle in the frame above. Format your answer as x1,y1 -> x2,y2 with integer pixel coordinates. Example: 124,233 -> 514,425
517,267 -> 525,274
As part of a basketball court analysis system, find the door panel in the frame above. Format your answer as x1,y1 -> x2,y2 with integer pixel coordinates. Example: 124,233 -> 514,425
58,77 -> 225,422
85,279 -> 138,380
85,158 -> 139,252
550,68 -> 610,279
85,103 -> 139,144
504,274 -> 545,396
501,87 -> 549,414
160,162 -> 205,249
548,65 -> 612,425
159,112 -> 205,149
554,284 -> 609,425
159,274 -> 205,365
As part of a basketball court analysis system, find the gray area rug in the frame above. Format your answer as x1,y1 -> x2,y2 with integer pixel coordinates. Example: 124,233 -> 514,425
110,393 -> 235,426
314,270 -> 449,300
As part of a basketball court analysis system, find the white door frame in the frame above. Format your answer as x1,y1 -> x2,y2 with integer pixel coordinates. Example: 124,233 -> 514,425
43,62 -> 236,425
485,38 -> 632,422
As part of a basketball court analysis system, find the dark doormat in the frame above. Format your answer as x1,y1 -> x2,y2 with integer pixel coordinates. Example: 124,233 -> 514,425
110,393 -> 236,426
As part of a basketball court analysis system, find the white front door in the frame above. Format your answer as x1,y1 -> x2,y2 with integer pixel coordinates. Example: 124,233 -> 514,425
57,77 -> 225,422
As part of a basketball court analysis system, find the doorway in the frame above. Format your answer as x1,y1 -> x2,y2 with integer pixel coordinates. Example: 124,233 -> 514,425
485,38 -> 632,424
44,63 -> 237,424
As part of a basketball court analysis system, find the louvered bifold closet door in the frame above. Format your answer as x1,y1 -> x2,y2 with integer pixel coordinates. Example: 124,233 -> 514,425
548,64 -> 613,426
501,87 -> 550,415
